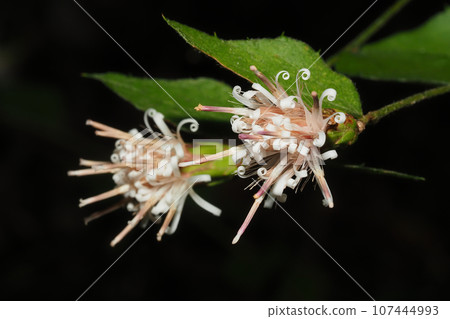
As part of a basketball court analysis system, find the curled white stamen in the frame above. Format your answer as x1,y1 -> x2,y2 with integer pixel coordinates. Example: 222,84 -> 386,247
296,68 -> 311,81
313,131 -> 326,147
143,109 -> 156,132
242,155 -> 252,166
295,169 -> 308,178
249,108 -> 261,120
265,123 -> 276,132
230,115 -> 239,125
115,140 -> 123,149
280,96 -> 297,109
233,86 -> 257,108
176,118 -> 199,142
261,141 -> 269,149
298,145 -> 310,156
231,147 -> 247,164
271,172 -> 291,197
288,143 -> 298,154
319,88 -> 337,107
243,90 -> 258,100
275,70 -> 290,83
110,153 -> 120,163
232,118 -> 250,133
237,165 -> 246,176
252,83 -> 278,105
257,167 -> 268,179
286,178 -> 298,189
323,111 -> 347,127
146,109 -> 173,137
334,112 -> 346,124
321,150 -> 338,161
272,139 -> 282,150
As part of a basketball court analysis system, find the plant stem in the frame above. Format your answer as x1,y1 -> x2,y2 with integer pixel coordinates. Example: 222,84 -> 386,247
342,164 -> 425,181
361,84 -> 450,125
327,0 -> 412,66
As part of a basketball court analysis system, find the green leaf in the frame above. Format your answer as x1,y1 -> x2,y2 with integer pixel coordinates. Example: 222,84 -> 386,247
85,72 -> 234,123
334,7 -> 450,84
165,18 -> 363,118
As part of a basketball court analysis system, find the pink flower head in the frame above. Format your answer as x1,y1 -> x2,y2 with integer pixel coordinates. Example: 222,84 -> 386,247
69,109 -> 221,246
192,66 -> 346,243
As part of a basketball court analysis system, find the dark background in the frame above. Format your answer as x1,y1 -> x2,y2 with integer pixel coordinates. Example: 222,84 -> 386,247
1,0 -> 449,300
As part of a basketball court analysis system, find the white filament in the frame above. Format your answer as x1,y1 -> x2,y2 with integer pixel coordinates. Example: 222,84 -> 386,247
319,88 -> 337,107
147,109 -> 173,137
237,165 -> 246,176
297,68 -> 311,81
176,118 -> 199,144
189,188 -> 222,216
252,83 -> 278,105
321,150 -> 338,161
313,131 -> 326,147
275,70 -> 290,83
233,86 -> 257,108
280,96 -> 297,109
257,167 -> 269,179
334,112 -> 346,124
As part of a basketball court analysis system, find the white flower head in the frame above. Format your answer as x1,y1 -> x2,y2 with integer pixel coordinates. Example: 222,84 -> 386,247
68,109 -> 221,246
194,66 -> 346,244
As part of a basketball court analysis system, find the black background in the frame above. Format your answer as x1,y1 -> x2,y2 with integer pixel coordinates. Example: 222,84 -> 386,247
1,0 -> 449,300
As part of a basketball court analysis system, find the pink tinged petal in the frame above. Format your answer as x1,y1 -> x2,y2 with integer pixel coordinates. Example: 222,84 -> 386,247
250,65 -> 279,96
316,174 -> 334,208
79,184 -> 130,208
232,195 -> 265,245
84,198 -> 130,225
164,194 -> 189,235
86,119 -> 132,140
179,146 -> 238,167
110,197 -> 156,247
156,204 -> 178,242
195,104 -> 252,117
79,159 -> 110,167
310,91 -> 324,129
254,177 -> 274,199
256,130 -> 278,136
238,134 -> 264,140
253,156 -> 287,199
67,167 -> 121,176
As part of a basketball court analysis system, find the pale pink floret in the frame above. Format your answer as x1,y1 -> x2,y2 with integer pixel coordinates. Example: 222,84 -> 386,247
190,66 -> 346,243
69,110 -> 221,246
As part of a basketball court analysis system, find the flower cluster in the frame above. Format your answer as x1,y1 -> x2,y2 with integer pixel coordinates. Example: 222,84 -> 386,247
193,66 -> 346,244
68,109 -> 221,246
